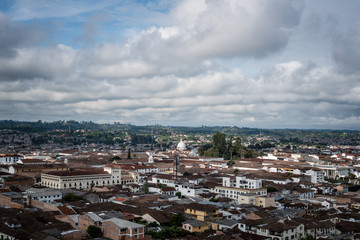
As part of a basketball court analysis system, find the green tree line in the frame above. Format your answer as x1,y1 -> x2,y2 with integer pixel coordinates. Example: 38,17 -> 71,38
198,132 -> 254,160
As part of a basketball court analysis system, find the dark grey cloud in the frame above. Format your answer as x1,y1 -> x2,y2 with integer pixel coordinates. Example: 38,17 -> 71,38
332,30 -> 360,74
0,44 -> 77,81
0,12 -> 46,57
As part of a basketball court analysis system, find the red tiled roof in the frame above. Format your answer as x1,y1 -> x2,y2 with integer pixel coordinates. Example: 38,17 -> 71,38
114,197 -> 127,202
45,169 -> 109,176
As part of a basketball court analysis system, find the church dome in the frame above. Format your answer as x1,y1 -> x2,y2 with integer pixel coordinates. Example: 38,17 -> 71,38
177,139 -> 186,151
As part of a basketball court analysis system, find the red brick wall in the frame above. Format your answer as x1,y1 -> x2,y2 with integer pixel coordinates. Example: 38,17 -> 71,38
30,199 -> 58,211
0,194 -> 25,209
78,215 -> 98,231
9,201 -> 25,209
102,220 -> 145,240
62,230 -> 84,240
0,194 -> 12,207
102,220 -> 120,240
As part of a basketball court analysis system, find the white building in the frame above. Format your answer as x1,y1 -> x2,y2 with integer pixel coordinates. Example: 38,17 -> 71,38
239,219 -> 305,240
0,154 -> 24,165
26,187 -> 62,203
41,165 -> 139,190
293,168 -> 324,183
149,174 -> 176,187
16,158 -> 46,165
214,186 -> 267,200
117,164 -> 158,174
177,139 -> 187,151
41,169 -> 113,190
316,165 -> 354,179
174,183 -> 204,197
222,175 -> 262,189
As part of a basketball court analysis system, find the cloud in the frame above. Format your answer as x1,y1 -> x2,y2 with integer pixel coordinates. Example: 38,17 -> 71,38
1,56 -> 359,129
0,44 -> 77,81
167,0 -> 303,59
75,13 -> 110,46
332,28 -> 360,74
1,0 -> 360,129
0,12 -> 46,57
76,0 -> 303,80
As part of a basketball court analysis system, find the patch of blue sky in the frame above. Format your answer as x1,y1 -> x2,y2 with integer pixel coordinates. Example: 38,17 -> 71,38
0,0 -> 13,12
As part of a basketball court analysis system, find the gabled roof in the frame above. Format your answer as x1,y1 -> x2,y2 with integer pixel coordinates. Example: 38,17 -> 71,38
142,211 -> 171,224
183,219 -> 208,227
85,212 -> 103,222
212,219 -> 239,227
103,218 -> 144,229
185,203 -> 218,212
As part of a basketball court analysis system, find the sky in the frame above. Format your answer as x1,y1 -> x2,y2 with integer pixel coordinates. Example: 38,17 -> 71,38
0,0 -> 360,129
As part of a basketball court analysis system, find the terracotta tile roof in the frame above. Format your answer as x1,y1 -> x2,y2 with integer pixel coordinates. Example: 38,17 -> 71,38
12,163 -> 68,170
57,206 -> 77,215
113,197 -> 127,202
185,203 -> 218,212
19,159 -> 46,163
45,168 -> 109,176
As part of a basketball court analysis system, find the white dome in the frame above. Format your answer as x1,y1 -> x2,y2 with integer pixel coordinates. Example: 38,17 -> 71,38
148,155 -> 154,163
177,139 -> 186,151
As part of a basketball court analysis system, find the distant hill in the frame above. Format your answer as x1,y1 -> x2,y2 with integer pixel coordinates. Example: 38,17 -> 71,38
0,120 -> 359,146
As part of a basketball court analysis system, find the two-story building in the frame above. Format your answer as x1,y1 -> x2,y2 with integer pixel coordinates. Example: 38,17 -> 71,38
223,175 -> 262,189
238,194 -> 276,208
41,165 -> 139,190
214,186 -> 267,200
102,218 -> 145,239
26,187 -> 62,203
184,203 -> 221,223
0,154 -> 24,165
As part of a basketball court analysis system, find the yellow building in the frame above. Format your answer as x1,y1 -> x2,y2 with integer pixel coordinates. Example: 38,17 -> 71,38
184,203 -> 221,223
182,219 -> 210,233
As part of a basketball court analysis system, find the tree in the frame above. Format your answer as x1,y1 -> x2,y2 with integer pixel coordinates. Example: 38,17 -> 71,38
212,132 -> 227,157
146,221 -> 159,227
169,213 -> 186,227
234,137 -> 243,158
227,135 -> 234,160
109,155 -> 121,162
300,235 -> 315,240
234,169 -> 239,175
87,225 -> 102,238
146,226 -> 190,239
200,133 -> 253,160
143,180 -> 149,194
348,172 -> 356,180
127,148 -> 131,159
63,193 -> 83,202
175,192 -> 182,198
227,160 -> 235,166
267,186 -> 278,193
157,183 -> 165,189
